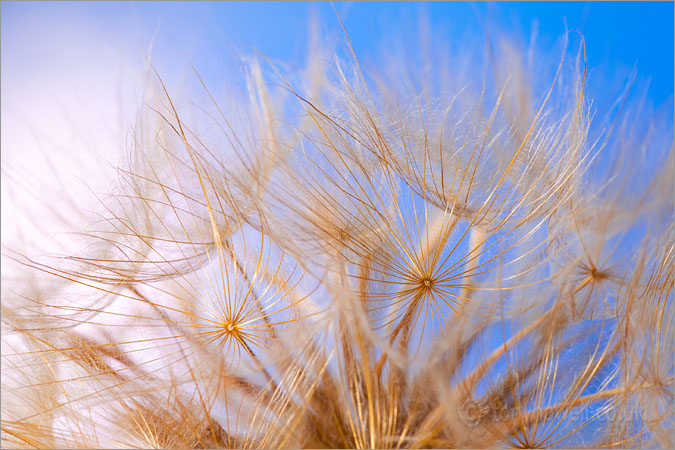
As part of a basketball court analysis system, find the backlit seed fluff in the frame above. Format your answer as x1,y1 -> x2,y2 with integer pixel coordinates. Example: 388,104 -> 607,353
2,17 -> 673,450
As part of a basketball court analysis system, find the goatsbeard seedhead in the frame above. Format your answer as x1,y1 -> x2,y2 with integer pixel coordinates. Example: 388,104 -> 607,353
2,18 -> 673,450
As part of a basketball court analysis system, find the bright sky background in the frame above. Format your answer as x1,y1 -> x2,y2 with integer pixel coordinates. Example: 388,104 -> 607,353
2,1 -> 673,253
3,1 -> 673,147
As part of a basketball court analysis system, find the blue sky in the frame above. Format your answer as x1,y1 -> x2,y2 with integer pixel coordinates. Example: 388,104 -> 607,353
1,1 -> 673,253
2,1 -> 673,103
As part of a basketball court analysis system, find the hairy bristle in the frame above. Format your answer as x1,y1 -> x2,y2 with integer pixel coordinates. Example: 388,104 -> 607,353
2,12 -> 673,450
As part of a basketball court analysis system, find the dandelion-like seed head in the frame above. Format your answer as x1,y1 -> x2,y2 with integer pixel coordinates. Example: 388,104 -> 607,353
1,9 -> 673,450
